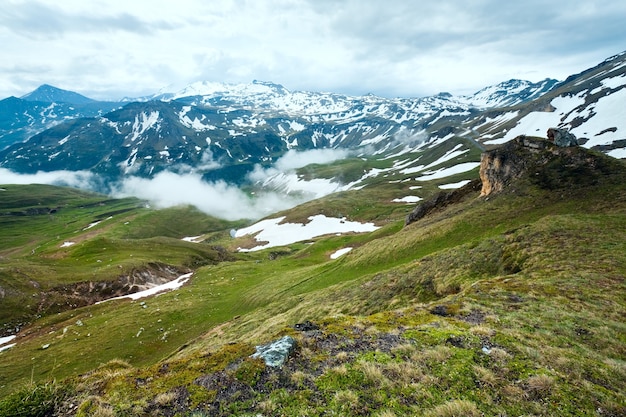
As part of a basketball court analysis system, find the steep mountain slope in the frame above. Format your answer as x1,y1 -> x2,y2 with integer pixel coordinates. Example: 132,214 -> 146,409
1,136 -> 625,416
0,87 -> 478,185
1,51 -> 623,199
459,78 -> 560,108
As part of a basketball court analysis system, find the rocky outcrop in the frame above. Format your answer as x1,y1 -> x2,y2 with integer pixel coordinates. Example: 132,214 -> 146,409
479,136 -> 538,196
547,128 -> 578,147
480,134 -> 622,197
407,133 -> 622,223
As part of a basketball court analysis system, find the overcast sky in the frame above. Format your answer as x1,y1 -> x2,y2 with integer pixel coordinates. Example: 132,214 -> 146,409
1,0 -> 625,100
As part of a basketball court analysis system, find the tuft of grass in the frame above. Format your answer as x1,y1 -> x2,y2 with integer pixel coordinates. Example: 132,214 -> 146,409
0,381 -> 72,417
424,399 -> 481,417
524,374 -> 555,400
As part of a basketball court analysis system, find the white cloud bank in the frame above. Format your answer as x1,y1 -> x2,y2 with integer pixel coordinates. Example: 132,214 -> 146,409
111,171 -> 311,221
110,148 -> 353,220
0,168 -> 98,188
0,149 -> 356,221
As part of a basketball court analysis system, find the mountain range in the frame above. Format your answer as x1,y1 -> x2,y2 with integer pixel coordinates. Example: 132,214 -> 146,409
1,51 -> 623,194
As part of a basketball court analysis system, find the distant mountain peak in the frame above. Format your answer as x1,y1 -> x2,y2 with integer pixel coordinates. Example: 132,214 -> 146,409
462,78 -> 560,108
20,84 -> 95,104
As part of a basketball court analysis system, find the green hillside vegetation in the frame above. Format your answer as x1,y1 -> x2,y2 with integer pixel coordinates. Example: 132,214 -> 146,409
1,141 -> 625,416
0,185 -> 239,336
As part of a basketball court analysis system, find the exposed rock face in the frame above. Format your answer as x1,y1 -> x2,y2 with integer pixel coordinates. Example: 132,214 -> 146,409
480,135 -> 622,197
404,131 -> 622,224
36,263 -> 188,314
547,127 -> 578,147
479,136 -> 536,196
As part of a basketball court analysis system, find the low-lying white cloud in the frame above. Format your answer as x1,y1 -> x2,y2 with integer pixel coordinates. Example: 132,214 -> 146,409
248,148 -> 350,183
111,171 -> 311,221
0,168 -> 98,188
1,148 -> 355,221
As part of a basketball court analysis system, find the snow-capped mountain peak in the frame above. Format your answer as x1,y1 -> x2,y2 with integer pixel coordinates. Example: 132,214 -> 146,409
459,78 -> 560,109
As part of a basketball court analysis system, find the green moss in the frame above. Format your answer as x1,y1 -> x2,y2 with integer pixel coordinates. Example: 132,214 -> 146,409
230,357 -> 266,385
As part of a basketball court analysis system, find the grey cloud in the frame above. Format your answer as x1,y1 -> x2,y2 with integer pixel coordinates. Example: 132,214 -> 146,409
305,0 -> 626,63
0,1 -> 178,39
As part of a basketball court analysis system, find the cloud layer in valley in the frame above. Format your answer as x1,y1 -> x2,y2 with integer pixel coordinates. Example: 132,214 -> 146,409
0,168 -> 99,189
110,172 -> 300,221
1,148 -> 353,220
1,0 -> 625,100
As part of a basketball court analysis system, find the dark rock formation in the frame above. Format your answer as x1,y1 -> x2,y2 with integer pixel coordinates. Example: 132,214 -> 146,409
405,179 -> 481,226
547,127 -> 578,147
293,321 -> 320,331
408,134 -> 623,224
479,136 -> 538,196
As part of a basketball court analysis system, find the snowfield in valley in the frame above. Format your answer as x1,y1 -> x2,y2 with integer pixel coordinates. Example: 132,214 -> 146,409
235,215 -> 379,252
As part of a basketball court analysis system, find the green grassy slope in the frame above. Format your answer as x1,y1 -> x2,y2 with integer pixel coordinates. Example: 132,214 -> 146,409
0,184 -> 239,337
1,142 -> 624,416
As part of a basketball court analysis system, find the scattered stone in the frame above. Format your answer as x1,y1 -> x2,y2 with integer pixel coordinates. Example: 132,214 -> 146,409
445,336 -> 465,348
293,321 -> 319,332
251,335 -> 296,367
460,309 -> 486,324
430,305 -> 455,317
547,127 -> 578,147
575,327 -> 591,337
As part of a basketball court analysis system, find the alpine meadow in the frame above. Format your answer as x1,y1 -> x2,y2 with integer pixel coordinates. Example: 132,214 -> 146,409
0,50 -> 625,416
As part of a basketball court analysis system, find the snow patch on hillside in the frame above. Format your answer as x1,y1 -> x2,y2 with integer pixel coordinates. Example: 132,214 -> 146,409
235,215 -> 379,251
330,247 -> 353,259
392,196 -> 422,203
439,180 -> 472,189
571,88 -> 626,148
181,236 -> 203,243
0,334 -> 16,352
98,273 -> 193,303
415,162 -> 480,181
127,111 -> 160,142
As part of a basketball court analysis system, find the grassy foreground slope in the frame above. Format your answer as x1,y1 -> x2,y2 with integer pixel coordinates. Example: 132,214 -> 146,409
1,142 -> 625,416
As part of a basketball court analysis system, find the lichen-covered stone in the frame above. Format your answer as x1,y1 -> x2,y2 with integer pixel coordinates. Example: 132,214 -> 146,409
251,335 -> 296,367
